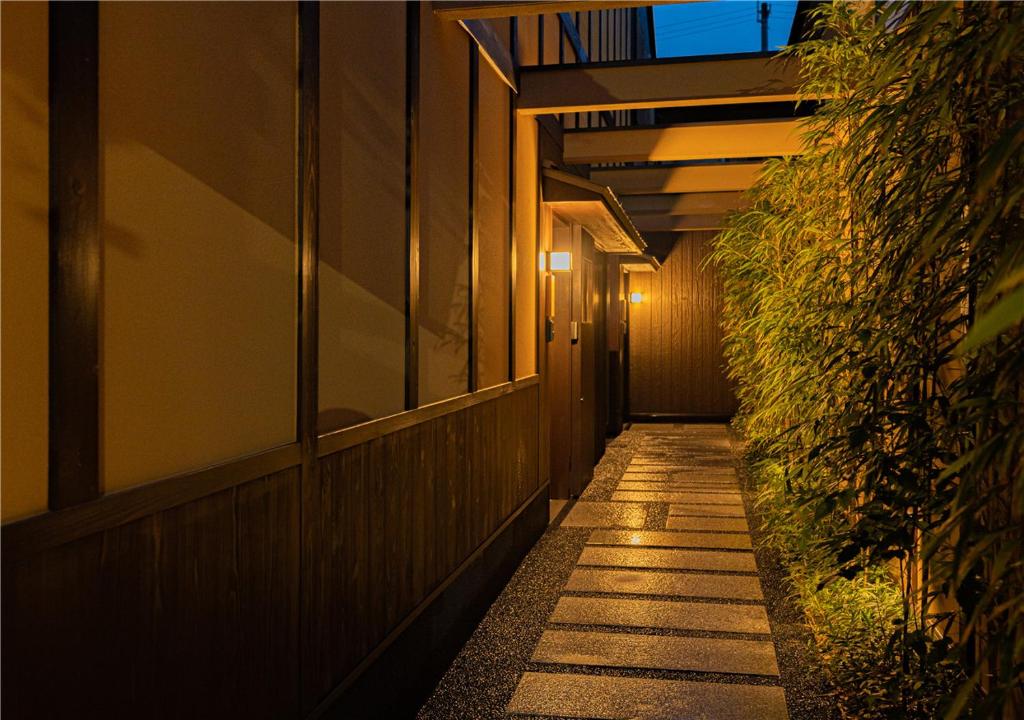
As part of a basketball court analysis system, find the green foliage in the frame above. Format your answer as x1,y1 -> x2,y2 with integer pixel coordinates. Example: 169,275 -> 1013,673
711,3 -> 1024,717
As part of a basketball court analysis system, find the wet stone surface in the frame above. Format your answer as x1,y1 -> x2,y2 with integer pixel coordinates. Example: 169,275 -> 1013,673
560,501 -> 647,528
507,672 -> 790,720
611,490 -> 745,505
587,529 -> 753,550
532,629 -> 780,676
666,515 -> 751,532
577,546 -> 757,573
565,567 -> 765,601
417,425 -> 830,720
666,502 -> 748,518
549,595 -> 771,635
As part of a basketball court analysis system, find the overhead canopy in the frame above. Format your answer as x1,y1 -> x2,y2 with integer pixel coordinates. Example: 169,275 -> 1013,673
542,168 -> 646,255
459,19 -> 517,91
590,162 -> 765,195
632,214 -> 726,232
563,118 -> 804,164
619,255 -> 661,272
621,191 -> 747,216
518,53 -> 801,116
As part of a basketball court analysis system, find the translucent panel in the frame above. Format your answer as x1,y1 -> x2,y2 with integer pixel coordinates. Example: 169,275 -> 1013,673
100,2 -> 297,490
543,14 -> 561,65
515,119 -> 538,378
518,15 -> 540,66
1,1 -> 48,520
419,6 -> 470,404
476,58 -> 511,389
319,3 -> 406,431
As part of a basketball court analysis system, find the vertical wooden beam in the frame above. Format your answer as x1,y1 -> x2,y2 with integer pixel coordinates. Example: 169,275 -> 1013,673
405,2 -> 421,409
297,0 -> 319,455
468,44 -> 480,393
558,15 -> 564,63
508,17 -> 518,382
537,14 -> 544,65
49,1 -> 100,510
618,270 -> 626,417
297,2 -> 319,709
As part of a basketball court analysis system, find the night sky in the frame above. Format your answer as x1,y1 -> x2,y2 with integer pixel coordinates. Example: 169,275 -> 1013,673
654,1 -> 798,57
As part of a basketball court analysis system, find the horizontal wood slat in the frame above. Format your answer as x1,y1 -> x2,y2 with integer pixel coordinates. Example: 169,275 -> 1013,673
304,380 -> 540,708
3,381 -> 541,720
2,466 -> 302,718
2,443 -> 302,558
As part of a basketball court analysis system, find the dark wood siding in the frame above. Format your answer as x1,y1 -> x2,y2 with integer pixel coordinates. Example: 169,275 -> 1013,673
303,380 -> 540,709
3,379 -> 540,719
627,231 -> 737,417
3,467 -> 302,718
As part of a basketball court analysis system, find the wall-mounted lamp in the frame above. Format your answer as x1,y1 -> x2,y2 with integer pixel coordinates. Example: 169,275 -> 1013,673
547,251 -> 572,273
541,251 -> 572,340
629,292 -> 644,304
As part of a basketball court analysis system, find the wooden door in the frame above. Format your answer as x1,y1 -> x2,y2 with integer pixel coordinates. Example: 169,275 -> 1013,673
547,215 -> 573,499
573,229 -> 595,495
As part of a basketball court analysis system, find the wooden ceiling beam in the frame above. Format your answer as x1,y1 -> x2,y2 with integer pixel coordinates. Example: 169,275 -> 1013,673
518,53 -> 800,115
564,118 -> 803,164
621,191 -> 747,216
632,214 -> 726,232
590,162 -> 764,195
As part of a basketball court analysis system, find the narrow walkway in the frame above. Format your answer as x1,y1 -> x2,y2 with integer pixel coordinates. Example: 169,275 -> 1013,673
419,424 -> 826,720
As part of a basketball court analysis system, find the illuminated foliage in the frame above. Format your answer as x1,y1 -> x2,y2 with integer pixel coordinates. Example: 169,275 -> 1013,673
711,3 -> 1023,717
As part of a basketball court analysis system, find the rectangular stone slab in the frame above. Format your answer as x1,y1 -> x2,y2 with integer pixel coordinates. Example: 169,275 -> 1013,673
578,546 -> 757,573
617,482 -> 740,493
666,516 -> 751,532
622,472 -> 671,480
508,672 -> 789,719
549,595 -> 771,634
626,466 -> 689,473
565,568 -> 764,600
562,501 -> 647,528
612,490 -> 745,505
670,471 -> 738,480
532,630 -> 780,676
587,529 -> 753,550
668,503 -> 747,518
610,489 -> 741,501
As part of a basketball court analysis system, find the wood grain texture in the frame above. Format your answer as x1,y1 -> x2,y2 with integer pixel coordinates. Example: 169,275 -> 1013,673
2,467 -> 301,719
303,381 -> 540,710
627,231 -> 737,416
49,1 -> 100,509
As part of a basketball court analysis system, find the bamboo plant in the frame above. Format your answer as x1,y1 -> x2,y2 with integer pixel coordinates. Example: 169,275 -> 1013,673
710,3 -> 1023,717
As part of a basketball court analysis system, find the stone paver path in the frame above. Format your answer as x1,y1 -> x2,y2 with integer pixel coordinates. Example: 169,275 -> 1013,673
506,424 -> 789,719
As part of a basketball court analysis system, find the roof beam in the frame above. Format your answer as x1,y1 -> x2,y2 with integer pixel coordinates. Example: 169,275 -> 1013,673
434,1 -> 678,21
590,162 -> 764,195
461,19 -> 517,91
518,53 -> 800,115
564,118 -> 803,164
621,191 -> 747,216
632,214 -> 726,232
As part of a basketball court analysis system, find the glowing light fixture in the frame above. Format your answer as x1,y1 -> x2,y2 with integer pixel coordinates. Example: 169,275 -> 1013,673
548,251 -> 572,272
630,291 -> 644,304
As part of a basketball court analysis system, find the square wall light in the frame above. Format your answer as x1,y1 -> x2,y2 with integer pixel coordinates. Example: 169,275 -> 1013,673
630,292 -> 644,304
548,251 -> 572,272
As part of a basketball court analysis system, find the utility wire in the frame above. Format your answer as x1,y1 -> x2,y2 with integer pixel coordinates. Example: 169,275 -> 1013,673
658,18 -> 756,40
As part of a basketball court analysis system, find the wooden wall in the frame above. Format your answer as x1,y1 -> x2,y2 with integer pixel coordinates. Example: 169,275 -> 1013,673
627,232 -> 738,418
2,379 -> 541,719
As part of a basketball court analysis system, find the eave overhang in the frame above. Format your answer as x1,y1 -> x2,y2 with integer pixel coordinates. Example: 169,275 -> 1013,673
542,168 -> 647,256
